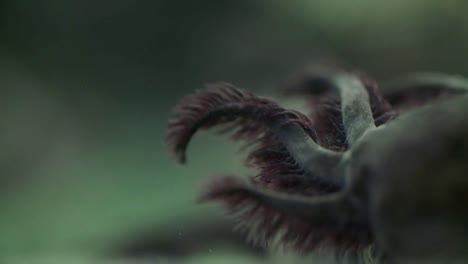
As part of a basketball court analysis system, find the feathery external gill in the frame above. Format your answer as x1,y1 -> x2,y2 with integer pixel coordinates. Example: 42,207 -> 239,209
382,73 -> 468,110
198,176 -> 372,253
166,83 -> 345,188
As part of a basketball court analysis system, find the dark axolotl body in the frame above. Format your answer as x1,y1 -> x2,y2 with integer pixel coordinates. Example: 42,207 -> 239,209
350,94 -> 468,262
166,67 -> 468,263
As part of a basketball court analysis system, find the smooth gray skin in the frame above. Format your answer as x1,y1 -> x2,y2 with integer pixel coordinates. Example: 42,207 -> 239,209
283,72 -> 378,187
348,93 -> 468,262
334,74 -> 376,146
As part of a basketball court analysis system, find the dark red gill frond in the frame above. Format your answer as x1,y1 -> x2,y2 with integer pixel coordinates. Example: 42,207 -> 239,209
166,83 -> 345,190
166,83 -> 316,164
381,73 -> 468,111
245,132 -> 341,194
198,176 -> 372,254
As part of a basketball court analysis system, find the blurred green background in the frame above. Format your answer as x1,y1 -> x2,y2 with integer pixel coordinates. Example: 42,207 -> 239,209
0,0 -> 467,263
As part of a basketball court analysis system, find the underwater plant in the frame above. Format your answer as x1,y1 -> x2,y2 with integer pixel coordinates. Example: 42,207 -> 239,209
166,66 -> 468,263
